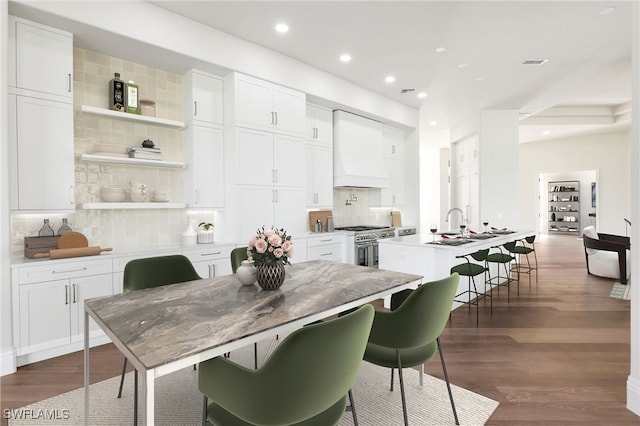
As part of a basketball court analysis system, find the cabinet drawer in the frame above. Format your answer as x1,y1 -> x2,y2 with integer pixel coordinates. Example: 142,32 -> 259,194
307,244 -> 344,262
307,235 -> 344,247
183,245 -> 234,263
112,250 -> 177,273
17,258 -> 112,284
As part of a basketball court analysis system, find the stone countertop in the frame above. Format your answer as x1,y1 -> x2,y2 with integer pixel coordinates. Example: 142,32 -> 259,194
85,259 -> 422,370
378,230 -> 535,251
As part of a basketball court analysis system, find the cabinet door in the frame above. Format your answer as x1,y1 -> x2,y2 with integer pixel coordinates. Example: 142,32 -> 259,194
18,280 -> 70,353
383,126 -> 404,159
191,260 -> 213,278
184,125 -> 224,208
234,128 -> 274,185
306,144 -> 333,207
313,105 -> 333,145
234,74 -> 274,131
238,186 -> 276,240
185,70 -> 223,125
273,134 -> 306,187
212,258 -> 233,277
70,274 -> 113,341
385,157 -> 405,205
14,19 -> 73,98
12,95 -> 74,210
272,85 -> 306,136
274,187 -> 307,237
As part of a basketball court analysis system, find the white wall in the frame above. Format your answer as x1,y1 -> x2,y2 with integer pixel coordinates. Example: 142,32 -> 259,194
519,130 -> 631,236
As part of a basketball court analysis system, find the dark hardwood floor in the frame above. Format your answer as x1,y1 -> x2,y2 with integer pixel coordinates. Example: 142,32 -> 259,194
1,234 -> 637,425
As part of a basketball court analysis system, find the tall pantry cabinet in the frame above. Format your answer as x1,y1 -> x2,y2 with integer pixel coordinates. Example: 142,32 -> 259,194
224,73 -> 307,240
7,16 -> 75,211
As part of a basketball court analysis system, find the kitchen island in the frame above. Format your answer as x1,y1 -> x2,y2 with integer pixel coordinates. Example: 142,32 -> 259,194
378,230 -> 535,308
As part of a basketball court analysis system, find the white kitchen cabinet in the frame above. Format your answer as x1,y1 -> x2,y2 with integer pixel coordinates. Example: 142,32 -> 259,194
453,135 -> 478,178
306,234 -> 345,262
9,16 -> 73,100
225,73 -> 306,136
306,143 -> 333,208
306,104 -> 333,145
184,124 -> 224,208
234,127 -> 306,188
237,185 -> 307,241
9,94 -> 75,211
370,157 -> 405,207
184,245 -> 234,278
184,69 -> 224,126
12,258 -> 112,366
382,125 -> 405,160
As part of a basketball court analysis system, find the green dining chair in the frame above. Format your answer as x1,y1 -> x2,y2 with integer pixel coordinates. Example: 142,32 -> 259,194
450,249 -> 491,326
230,246 -> 260,369
116,255 -> 201,424
363,274 -> 460,426
198,304 -> 375,426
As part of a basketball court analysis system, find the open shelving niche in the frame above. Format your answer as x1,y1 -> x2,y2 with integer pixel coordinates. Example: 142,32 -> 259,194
79,105 -> 187,210
548,180 -> 580,233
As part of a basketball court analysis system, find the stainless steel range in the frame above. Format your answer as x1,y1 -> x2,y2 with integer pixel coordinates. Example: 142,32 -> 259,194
335,226 -> 395,268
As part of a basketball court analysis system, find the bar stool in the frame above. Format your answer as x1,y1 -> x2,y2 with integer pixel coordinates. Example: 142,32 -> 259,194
450,249 -> 491,326
519,235 -> 538,283
485,244 -> 517,302
504,239 -> 536,292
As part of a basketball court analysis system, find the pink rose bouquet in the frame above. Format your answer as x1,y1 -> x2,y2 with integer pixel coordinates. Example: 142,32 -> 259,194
248,226 -> 293,266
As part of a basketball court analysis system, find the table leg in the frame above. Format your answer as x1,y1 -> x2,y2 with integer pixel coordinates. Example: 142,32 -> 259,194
141,368 -> 155,425
83,310 -> 90,426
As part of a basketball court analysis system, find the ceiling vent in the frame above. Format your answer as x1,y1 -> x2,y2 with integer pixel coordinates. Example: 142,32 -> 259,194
522,59 -> 549,66
400,88 -> 415,94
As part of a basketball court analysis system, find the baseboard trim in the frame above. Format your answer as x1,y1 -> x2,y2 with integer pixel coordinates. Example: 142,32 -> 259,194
1,347 -> 17,376
627,374 -> 640,416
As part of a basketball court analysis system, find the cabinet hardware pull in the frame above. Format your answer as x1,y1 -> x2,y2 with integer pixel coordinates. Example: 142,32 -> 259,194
272,169 -> 276,183
194,101 -> 198,117
53,267 -> 87,274
194,188 -> 199,204
274,190 -> 278,203
69,186 -> 74,205
274,169 -> 279,183
201,252 -> 221,256
320,239 -> 332,242
271,111 -> 275,125
65,285 -> 69,305
72,284 -> 77,303
321,252 -> 333,256
392,145 -> 395,154
211,264 -> 216,277
315,128 -> 318,139
68,73 -> 71,92
274,111 -> 278,125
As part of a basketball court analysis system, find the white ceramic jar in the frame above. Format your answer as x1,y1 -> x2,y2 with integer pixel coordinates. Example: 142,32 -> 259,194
236,260 -> 257,285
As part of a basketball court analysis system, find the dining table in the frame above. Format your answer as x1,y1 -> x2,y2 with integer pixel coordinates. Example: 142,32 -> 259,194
83,259 -> 423,425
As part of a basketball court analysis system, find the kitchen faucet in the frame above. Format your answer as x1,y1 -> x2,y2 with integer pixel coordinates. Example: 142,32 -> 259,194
445,207 -> 464,225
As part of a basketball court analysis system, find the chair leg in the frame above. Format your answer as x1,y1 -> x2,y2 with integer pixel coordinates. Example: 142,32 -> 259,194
254,342 -> 258,369
117,357 -> 127,398
202,396 -> 208,426
396,350 -> 409,426
437,338 -> 459,425
134,369 -> 138,426
419,362 -> 424,387
348,389 -> 359,426
390,368 -> 394,391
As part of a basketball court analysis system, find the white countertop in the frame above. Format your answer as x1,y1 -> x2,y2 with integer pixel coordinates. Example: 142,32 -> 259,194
378,230 -> 535,252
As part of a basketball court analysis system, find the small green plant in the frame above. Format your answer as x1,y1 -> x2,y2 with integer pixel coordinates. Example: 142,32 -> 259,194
199,222 -> 214,231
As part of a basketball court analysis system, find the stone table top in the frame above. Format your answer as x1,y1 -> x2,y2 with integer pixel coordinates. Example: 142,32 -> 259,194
85,260 -> 422,370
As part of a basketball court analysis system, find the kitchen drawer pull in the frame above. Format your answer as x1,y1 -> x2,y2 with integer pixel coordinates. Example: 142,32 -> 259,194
321,252 -> 333,256
274,111 -> 278,126
72,284 -> 77,303
211,264 -> 216,277
201,252 -> 221,256
65,285 -> 69,305
68,73 -> 72,92
53,267 -> 87,274
271,111 -> 275,125
320,239 -> 333,242
194,101 -> 198,117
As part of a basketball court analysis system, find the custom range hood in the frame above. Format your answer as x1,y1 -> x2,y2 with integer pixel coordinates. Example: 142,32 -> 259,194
333,110 -> 390,188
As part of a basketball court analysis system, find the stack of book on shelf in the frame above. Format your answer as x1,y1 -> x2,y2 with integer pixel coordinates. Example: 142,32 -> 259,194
129,146 -> 162,160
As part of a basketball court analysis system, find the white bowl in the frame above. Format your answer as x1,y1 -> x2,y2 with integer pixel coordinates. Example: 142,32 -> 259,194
101,188 -> 126,202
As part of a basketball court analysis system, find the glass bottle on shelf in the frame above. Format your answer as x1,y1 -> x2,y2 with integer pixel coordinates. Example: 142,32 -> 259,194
57,218 -> 72,235
38,219 -> 55,237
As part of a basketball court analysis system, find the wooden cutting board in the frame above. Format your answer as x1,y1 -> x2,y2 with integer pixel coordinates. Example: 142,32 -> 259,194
308,210 -> 333,232
57,231 -> 89,249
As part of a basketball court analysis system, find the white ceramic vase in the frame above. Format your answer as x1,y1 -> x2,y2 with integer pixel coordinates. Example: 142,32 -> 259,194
236,260 -> 257,285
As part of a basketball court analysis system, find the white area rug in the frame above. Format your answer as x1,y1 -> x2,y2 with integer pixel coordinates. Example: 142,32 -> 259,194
610,280 -> 631,300
9,339 -> 498,425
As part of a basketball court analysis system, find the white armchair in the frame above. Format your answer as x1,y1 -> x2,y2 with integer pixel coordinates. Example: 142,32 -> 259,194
582,226 -> 630,284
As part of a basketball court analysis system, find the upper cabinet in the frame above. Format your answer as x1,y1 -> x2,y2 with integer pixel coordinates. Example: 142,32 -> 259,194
9,16 -> 73,101
382,125 -> 405,160
306,104 -> 333,145
224,73 -> 306,137
370,126 -> 405,207
183,70 -> 224,126
8,17 -> 75,212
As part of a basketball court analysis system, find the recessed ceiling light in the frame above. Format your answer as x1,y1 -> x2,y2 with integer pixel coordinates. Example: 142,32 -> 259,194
435,47 -> 446,53
339,53 -> 351,63
429,121 -> 438,126
457,63 -> 469,69
275,23 -> 289,33
385,75 -> 396,83
542,130 -> 551,135
600,7 -> 616,16
417,92 -> 427,99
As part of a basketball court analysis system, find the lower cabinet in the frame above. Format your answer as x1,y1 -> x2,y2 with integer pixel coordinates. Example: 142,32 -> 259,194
12,258 -> 112,366
183,245 -> 235,278
306,234 -> 345,262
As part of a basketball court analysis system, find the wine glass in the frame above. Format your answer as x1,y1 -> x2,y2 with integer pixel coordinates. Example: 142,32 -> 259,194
430,223 -> 438,242
459,221 -> 467,237
483,220 -> 489,233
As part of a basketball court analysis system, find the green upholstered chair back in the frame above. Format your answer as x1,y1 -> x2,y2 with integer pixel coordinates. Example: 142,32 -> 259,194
371,273 -> 459,350
469,248 -> 489,262
230,247 -> 248,273
123,255 -> 201,293
199,304 -> 374,425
